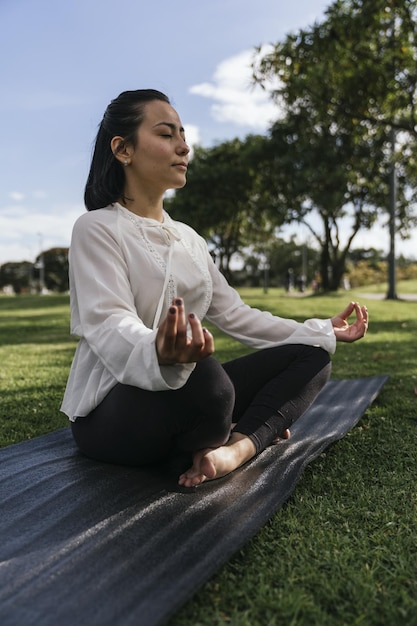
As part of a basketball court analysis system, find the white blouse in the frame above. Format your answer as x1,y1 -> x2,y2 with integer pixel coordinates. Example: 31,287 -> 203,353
61,203 -> 336,420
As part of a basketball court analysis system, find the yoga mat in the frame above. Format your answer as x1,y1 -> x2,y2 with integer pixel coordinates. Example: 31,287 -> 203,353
0,375 -> 388,626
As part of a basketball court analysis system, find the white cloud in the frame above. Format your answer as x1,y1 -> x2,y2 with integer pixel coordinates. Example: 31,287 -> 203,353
189,47 -> 282,132
32,190 -> 48,199
183,124 -> 200,158
7,190 -> 48,203
8,191 -> 25,202
0,203 -> 84,263
184,124 -> 200,147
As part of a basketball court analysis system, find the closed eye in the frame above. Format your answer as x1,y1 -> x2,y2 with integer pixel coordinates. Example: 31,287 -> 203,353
154,121 -> 185,141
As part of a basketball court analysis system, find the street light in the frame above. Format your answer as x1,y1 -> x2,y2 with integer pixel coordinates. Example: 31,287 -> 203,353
37,233 -> 46,294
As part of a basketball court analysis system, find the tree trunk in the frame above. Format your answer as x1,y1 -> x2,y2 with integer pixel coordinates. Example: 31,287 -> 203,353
319,228 -> 331,291
329,256 -> 346,291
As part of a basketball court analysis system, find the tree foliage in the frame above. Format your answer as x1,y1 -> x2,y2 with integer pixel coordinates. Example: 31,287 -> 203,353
36,247 -> 69,292
167,136 -> 282,282
0,261 -> 32,294
253,0 -> 417,290
253,0 -> 417,135
0,248 -> 69,294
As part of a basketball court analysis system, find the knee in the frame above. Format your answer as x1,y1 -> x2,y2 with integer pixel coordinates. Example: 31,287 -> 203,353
316,346 -> 331,368
305,345 -> 331,369
196,361 -> 236,416
204,384 -> 235,443
310,347 -> 332,385
210,380 -> 235,415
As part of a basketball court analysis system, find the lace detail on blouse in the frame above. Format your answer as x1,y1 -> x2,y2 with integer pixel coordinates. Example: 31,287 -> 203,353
125,211 -> 168,272
124,208 -> 212,323
179,236 -> 212,317
125,212 -> 177,325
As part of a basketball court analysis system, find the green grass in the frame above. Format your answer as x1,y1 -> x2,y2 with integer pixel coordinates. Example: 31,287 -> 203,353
0,295 -> 75,445
1,288 -> 417,625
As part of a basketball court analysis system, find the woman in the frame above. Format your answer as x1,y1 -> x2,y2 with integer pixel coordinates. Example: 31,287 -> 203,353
61,89 -> 368,488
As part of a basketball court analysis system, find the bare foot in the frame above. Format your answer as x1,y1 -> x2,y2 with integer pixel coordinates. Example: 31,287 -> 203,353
271,428 -> 291,445
231,423 -> 290,446
178,432 -> 257,488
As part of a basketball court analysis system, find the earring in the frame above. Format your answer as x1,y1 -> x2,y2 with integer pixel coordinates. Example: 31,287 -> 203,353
123,160 -> 128,167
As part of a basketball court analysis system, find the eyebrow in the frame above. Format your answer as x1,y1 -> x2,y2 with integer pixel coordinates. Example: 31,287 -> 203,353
153,121 -> 185,133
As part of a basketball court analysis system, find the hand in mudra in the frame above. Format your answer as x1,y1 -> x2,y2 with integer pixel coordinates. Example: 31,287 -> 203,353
156,297 -> 214,365
331,301 -> 369,343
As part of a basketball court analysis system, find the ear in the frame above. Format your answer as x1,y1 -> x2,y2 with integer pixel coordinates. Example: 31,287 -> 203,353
110,136 -> 133,166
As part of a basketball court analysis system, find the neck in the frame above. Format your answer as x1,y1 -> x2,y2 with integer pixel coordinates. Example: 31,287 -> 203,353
119,185 -> 164,221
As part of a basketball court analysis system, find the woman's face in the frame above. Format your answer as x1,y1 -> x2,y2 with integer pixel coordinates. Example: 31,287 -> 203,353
127,100 -> 190,194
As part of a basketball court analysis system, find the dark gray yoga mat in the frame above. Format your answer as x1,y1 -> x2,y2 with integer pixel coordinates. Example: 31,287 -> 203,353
0,375 -> 388,626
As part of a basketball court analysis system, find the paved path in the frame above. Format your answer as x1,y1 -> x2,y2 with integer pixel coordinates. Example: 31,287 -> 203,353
361,293 -> 417,301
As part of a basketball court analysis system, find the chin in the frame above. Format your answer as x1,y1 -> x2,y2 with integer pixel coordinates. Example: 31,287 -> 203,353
173,178 -> 187,190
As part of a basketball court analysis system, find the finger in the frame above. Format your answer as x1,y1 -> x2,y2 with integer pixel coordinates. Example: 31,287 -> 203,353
156,307 -> 178,364
332,302 -> 354,328
354,302 -> 368,326
173,298 -> 187,343
360,305 -> 369,333
188,316 -> 215,358
339,301 -> 356,319
202,327 -> 215,356
362,305 -> 369,324
162,306 -> 178,349
188,313 -> 205,350
166,304 -> 178,329
347,303 -> 369,341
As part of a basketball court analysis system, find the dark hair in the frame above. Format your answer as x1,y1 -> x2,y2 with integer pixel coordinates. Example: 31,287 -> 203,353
84,89 -> 170,211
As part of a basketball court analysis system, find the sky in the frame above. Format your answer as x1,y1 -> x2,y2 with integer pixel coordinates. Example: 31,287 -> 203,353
1,0 -> 415,265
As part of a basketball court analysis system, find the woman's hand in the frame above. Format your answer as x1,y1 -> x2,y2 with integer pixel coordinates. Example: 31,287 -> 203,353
331,301 -> 369,343
156,297 -> 215,365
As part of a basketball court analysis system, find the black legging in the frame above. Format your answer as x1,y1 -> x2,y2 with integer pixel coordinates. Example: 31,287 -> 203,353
71,344 -> 331,466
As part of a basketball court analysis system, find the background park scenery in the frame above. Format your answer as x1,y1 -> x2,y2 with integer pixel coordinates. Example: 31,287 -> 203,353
2,0 -> 417,297
1,0 -> 417,625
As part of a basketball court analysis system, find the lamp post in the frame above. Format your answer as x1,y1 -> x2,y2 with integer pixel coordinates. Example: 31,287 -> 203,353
37,233 -> 46,294
386,129 -> 398,301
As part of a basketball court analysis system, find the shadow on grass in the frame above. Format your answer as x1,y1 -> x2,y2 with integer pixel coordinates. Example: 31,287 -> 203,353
0,296 -> 72,346
0,294 -> 69,311
0,324 -> 75,346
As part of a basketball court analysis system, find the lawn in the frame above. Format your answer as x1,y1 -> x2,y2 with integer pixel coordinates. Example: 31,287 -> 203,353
1,288 -> 416,625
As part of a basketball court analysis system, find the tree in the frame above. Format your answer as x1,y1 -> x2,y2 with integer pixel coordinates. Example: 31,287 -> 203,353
167,136 -> 281,282
34,247 -> 69,292
257,112 -> 404,290
0,261 -> 32,294
0,248 -> 69,294
253,0 -> 417,291
347,247 -> 386,267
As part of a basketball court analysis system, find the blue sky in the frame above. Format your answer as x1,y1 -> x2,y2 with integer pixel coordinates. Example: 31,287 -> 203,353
1,0 -> 414,264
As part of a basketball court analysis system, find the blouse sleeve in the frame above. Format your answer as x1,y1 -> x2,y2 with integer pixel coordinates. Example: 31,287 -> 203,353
69,214 -> 195,391
205,251 -> 336,354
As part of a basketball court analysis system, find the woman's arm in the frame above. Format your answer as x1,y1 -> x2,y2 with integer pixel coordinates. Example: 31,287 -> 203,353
69,213 -> 195,391
205,253 -> 337,353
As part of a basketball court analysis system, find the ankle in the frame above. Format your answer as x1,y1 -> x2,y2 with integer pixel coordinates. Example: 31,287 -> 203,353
227,432 -> 257,464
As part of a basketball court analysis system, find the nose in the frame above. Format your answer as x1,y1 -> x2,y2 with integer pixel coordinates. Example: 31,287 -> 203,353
177,137 -> 190,155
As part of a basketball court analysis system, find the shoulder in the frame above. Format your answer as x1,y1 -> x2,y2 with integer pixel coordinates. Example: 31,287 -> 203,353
71,205 -> 127,251
72,205 -> 125,238
75,204 -> 118,226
